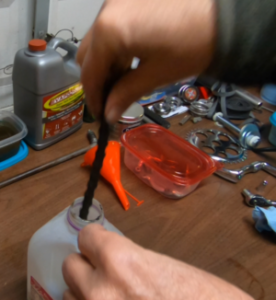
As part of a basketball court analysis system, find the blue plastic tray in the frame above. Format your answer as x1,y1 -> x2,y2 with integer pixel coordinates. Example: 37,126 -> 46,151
0,141 -> 29,171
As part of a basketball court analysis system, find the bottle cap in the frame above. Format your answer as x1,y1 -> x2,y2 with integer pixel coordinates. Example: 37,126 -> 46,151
67,197 -> 104,231
28,39 -> 47,52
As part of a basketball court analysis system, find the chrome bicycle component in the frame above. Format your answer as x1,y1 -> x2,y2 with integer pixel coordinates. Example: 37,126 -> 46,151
186,128 -> 247,163
213,112 -> 261,148
152,101 -> 171,115
215,162 -> 276,183
242,189 -> 276,208
164,96 -> 182,111
190,100 -> 211,117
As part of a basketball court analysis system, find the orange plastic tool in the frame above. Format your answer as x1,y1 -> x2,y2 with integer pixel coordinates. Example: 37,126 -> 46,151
124,189 -> 144,206
81,141 -> 131,210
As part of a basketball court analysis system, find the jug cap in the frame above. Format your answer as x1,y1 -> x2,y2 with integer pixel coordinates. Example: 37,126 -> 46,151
29,39 -> 47,52
67,197 -> 104,231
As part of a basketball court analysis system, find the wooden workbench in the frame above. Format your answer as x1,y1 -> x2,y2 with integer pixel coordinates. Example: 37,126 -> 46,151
1,110 -> 276,300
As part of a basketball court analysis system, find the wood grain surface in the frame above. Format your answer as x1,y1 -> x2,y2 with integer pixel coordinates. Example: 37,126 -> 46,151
1,107 -> 276,300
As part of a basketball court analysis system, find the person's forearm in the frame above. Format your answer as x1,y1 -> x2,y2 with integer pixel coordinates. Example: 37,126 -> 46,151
151,252 -> 254,300
63,224 -> 254,300
207,0 -> 276,85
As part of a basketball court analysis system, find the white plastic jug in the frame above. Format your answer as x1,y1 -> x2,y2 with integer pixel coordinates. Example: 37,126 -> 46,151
27,197 -> 122,300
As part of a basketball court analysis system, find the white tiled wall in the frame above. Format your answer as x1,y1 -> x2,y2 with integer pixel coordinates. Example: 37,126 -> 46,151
48,0 -> 104,40
0,0 -> 104,111
0,0 -> 34,109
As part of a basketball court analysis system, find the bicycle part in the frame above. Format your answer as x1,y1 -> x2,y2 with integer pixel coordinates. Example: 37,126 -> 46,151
215,161 -> 276,183
242,189 -> 276,207
213,112 -> 261,148
186,128 -> 247,163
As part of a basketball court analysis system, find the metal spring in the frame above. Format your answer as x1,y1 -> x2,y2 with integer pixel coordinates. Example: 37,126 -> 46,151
189,100 -> 211,116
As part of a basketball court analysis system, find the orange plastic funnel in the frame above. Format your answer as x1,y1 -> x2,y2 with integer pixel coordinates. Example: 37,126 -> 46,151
82,141 -> 130,210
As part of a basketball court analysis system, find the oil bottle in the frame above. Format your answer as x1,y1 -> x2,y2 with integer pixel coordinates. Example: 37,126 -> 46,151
13,38 -> 84,150
27,197 -> 122,300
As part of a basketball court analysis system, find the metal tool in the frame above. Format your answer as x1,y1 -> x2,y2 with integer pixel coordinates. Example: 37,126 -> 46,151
215,161 -> 276,183
186,128 -> 247,163
179,115 -> 191,126
0,130 -> 97,189
234,87 -> 263,107
242,189 -> 276,208
213,112 -> 261,148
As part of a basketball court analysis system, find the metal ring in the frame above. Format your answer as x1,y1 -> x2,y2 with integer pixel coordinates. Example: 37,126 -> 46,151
152,101 -> 171,115
164,96 -> 182,111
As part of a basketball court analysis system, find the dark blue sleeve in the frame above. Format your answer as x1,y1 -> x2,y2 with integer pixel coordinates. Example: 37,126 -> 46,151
206,0 -> 276,85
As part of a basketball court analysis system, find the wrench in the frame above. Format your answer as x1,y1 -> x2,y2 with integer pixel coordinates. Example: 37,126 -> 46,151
242,189 -> 276,208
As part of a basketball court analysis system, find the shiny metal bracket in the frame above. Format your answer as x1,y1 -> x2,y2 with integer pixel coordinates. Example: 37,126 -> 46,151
216,161 -> 276,183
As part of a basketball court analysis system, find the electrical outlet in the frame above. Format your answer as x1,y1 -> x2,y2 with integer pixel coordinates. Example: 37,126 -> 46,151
0,0 -> 15,8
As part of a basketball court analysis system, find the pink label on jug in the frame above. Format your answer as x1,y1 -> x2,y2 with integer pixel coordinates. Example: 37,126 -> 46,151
30,276 -> 54,300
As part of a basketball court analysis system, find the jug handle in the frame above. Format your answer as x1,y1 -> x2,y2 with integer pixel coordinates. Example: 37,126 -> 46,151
47,37 -> 77,62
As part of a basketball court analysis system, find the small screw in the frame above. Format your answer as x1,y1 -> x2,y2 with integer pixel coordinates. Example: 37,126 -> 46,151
256,180 -> 268,193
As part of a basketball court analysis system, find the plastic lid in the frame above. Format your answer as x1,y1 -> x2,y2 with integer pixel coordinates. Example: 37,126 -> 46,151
0,141 -> 28,171
121,124 -> 220,185
67,197 -> 104,231
28,39 -> 47,51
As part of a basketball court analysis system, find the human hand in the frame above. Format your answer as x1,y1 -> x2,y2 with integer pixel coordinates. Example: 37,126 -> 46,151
62,224 -> 253,300
76,0 -> 216,123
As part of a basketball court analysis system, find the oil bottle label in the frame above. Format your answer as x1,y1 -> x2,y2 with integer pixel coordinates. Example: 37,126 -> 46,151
30,276 -> 53,300
42,83 -> 84,139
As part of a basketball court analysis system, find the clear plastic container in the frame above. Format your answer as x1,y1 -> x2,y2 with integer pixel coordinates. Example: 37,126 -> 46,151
0,111 -> 28,162
121,124 -> 220,199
